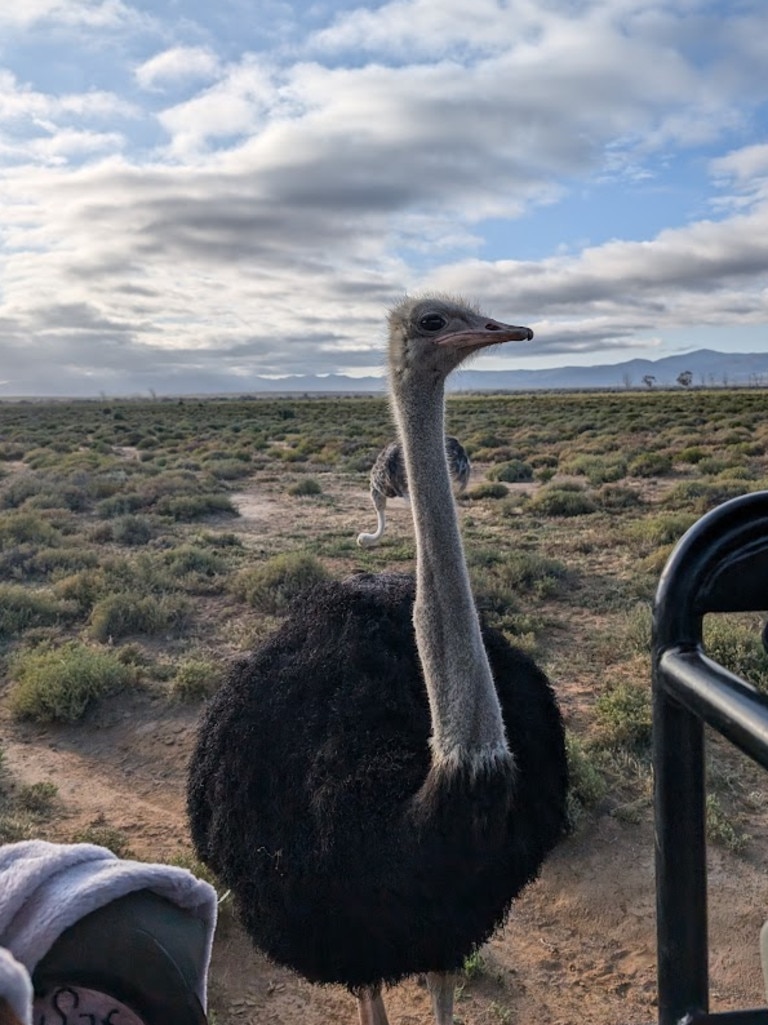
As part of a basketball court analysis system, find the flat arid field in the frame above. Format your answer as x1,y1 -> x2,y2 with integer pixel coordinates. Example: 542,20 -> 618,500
2,389 -> 768,1025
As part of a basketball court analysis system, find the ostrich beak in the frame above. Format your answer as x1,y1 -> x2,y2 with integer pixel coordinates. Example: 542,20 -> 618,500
437,319 -> 534,351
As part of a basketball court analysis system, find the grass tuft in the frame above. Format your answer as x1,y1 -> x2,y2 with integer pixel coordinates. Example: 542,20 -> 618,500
288,478 -> 323,497
9,641 -> 138,722
565,731 -> 608,828
89,592 -> 191,642
171,657 -> 225,701
594,681 -> 652,752
529,484 -> 597,517
0,583 -> 76,638
231,552 -> 330,614
72,816 -> 134,858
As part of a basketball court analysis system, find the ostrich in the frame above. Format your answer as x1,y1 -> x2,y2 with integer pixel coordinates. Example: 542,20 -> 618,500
357,436 -> 470,547
187,295 -> 568,1025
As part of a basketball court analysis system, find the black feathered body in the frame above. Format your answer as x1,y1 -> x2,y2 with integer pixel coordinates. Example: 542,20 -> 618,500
187,573 -> 567,991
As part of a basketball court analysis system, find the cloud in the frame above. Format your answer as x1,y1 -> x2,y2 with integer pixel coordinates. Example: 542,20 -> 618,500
0,70 -> 136,122
312,0 -> 529,57
0,0 -> 767,394
135,47 -> 221,92
0,68 -> 138,168
0,0 -> 153,32
422,199 -> 768,356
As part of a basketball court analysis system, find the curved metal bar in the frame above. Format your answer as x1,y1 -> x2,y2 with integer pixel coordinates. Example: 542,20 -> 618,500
652,491 -> 768,1025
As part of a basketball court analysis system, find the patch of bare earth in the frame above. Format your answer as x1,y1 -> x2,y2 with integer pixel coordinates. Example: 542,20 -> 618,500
3,467 -> 768,1025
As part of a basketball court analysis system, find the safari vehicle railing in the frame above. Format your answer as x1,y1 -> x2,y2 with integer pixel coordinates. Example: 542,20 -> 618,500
653,490 -> 768,1025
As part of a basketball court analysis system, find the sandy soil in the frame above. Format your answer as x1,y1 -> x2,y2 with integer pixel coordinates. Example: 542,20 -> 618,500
4,470 -> 768,1025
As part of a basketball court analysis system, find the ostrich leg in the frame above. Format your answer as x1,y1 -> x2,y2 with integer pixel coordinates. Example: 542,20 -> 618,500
356,987 -> 390,1025
357,490 -> 387,547
427,972 -> 456,1025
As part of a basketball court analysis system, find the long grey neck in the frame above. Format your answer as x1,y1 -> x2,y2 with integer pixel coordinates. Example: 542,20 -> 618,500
391,375 -> 511,775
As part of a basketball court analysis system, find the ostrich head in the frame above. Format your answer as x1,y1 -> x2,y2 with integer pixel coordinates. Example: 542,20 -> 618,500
387,295 -> 533,384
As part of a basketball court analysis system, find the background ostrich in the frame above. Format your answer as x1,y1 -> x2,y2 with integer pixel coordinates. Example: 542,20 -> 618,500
187,295 -> 568,1025
357,436 -> 470,547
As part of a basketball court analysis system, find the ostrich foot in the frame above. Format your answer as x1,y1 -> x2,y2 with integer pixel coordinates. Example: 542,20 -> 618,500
356,987 -> 390,1025
356,531 -> 380,548
427,971 -> 456,1025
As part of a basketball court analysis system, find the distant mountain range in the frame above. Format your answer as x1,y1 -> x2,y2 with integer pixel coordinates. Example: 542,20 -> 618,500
247,348 -> 768,394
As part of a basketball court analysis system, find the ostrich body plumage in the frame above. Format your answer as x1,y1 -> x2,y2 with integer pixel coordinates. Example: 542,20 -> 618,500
187,571 -> 566,989
357,438 -> 470,547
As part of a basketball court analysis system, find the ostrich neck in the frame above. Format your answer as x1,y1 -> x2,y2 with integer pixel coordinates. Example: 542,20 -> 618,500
391,375 -> 510,771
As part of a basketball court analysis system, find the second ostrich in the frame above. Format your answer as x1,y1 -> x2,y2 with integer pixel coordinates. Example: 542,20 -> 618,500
187,295 -> 569,1025
357,436 -> 470,547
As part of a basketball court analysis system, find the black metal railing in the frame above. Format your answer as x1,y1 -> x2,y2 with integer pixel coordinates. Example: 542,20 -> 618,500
653,490 -> 768,1025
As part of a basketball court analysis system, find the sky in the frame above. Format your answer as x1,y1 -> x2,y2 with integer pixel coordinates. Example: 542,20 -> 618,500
1,0 -> 768,396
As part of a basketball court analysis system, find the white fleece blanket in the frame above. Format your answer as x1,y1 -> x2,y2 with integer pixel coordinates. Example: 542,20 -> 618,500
0,948 -> 32,1025
0,841 -> 217,1008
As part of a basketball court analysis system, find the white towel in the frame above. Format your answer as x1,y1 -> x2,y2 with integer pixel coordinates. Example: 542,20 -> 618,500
0,948 -> 32,1025
0,840 -> 217,1008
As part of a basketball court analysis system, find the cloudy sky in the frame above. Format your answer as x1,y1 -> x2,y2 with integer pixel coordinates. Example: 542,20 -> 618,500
1,0 -> 767,395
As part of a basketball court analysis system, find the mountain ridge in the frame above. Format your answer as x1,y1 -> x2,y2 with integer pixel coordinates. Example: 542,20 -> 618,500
239,348 -> 768,394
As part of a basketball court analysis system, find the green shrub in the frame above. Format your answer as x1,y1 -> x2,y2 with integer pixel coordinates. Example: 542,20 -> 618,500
594,682 -> 652,752
30,546 -> 100,577
16,781 -> 58,813
53,568 -> 111,613
154,494 -> 237,521
622,603 -> 653,655
89,592 -> 191,642
470,551 -> 567,615
488,460 -> 533,483
625,513 -> 697,549
163,545 -> 226,578
462,948 -> 486,980
0,477 -> 44,509
288,478 -> 323,497
111,515 -> 155,546
697,457 -> 730,476
96,492 -> 148,518
496,551 -> 568,597
71,818 -> 134,857
561,455 -> 627,485
171,657 -> 225,701
662,479 -> 748,514
529,485 -> 596,517
231,552 -> 330,614
678,446 -> 706,464
0,584 -> 76,638
596,485 -> 643,510
0,443 -> 25,461
205,459 -> 253,480
26,481 -> 90,512
706,794 -> 750,854
463,482 -> 509,500
628,452 -> 673,477
703,615 -> 768,690
9,642 -> 137,722
197,531 -> 243,549
0,511 -> 60,548
566,732 -> 607,827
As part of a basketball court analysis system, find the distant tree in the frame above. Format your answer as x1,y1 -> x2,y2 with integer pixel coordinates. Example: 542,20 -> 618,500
642,374 -> 656,389
676,370 -> 693,389
622,373 -> 633,389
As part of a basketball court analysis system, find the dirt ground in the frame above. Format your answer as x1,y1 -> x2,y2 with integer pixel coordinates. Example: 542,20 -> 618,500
4,473 -> 768,1025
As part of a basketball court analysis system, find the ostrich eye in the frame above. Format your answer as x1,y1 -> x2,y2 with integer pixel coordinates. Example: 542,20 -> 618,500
418,313 -> 446,332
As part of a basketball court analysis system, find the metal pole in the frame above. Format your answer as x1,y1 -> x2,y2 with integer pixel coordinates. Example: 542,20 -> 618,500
654,668 -> 708,1024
